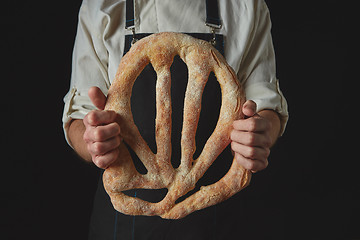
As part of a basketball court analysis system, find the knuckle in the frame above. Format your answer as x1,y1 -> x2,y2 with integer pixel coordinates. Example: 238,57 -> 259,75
93,128 -> 104,141
265,148 -> 271,158
235,153 -> 246,166
83,131 -> 89,143
230,130 -> 236,141
83,111 -> 90,121
246,147 -> 256,159
254,159 -> 268,172
247,133 -> 256,145
94,157 -> 107,169
232,120 -> 242,130
115,136 -> 122,147
112,122 -> 121,135
234,152 -> 241,161
83,115 -> 88,125
93,142 -> 104,154
264,159 -> 269,168
86,111 -> 98,125
230,141 -> 237,150
247,118 -> 257,132
236,152 -> 243,160
245,160 -> 255,171
93,149 -> 119,169
231,141 -> 241,153
87,143 -> 92,154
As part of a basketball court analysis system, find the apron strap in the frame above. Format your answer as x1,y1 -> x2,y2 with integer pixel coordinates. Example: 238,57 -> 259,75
125,0 -> 221,29
205,0 -> 222,28
205,0 -> 222,46
125,0 -> 222,45
125,0 -> 137,44
125,0 -> 135,29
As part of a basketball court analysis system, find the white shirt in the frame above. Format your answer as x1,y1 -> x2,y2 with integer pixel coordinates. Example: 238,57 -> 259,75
62,0 -> 289,142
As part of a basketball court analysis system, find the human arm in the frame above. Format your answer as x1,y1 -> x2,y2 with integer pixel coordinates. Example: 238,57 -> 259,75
229,2 -> 288,172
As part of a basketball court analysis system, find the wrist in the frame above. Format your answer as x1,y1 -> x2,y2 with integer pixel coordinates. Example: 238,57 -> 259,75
67,119 -> 93,162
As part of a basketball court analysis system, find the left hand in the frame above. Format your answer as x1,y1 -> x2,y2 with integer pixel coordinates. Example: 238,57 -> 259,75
231,100 -> 272,173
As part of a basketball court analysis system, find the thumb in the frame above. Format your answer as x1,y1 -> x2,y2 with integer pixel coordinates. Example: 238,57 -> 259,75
88,86 -> 107,110
242,100 -> 257,118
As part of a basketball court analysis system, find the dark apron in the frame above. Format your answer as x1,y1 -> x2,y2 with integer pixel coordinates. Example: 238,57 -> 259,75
88,1 -> 248,239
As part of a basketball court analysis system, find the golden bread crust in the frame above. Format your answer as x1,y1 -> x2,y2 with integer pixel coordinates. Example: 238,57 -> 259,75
103,32 -> 251,219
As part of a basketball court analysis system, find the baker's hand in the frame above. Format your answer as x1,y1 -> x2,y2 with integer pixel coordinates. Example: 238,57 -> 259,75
231,100 -> 272,173
83,87 -> 122,169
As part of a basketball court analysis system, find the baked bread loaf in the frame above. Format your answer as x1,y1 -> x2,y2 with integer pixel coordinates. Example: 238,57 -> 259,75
103,32 -> 251,219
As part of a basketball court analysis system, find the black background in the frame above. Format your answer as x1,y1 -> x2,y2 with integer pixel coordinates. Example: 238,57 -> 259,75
2,0 -> 358,239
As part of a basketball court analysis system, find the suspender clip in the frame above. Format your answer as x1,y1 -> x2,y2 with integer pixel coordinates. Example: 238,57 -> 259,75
126,26 -> 138,45
205,23 -> 221,46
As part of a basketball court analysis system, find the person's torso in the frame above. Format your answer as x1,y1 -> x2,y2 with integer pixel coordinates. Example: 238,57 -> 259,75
88,1 -> 268,239
83,0 -> 262,85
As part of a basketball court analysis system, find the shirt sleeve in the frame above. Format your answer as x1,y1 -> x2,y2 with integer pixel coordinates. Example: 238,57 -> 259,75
237,1 -> 289,135
62,1 -> 110,144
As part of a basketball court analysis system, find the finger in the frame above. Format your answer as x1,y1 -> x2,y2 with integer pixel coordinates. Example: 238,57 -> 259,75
242,100 -> 257,118
235,152 -> 268,172
230,130 -> 271,148
88,86 -> 107,110
93,148 -> 120,169
84,110 -> 118,127
89,136 -> 121,156
87,122 -> 121,142
232,117 -> 270,133
231,141 -> 270,160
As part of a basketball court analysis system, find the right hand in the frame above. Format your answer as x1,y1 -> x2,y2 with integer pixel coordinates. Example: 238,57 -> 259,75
83,87 -> 122,169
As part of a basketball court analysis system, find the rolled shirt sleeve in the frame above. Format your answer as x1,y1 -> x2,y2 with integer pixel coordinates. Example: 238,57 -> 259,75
244,79 -> 288,135
62,1 -> 111,143
233,1 -> 289,135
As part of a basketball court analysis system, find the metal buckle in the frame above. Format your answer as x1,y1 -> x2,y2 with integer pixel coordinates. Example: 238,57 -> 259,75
205,23 -> 222,46
126,26 -> 138,45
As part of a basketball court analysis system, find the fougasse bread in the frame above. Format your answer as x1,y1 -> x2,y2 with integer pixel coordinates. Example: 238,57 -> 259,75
103,32 -> 251,219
